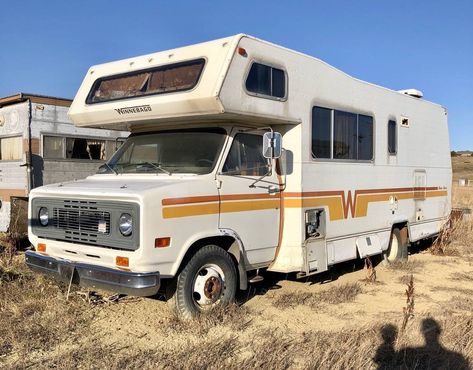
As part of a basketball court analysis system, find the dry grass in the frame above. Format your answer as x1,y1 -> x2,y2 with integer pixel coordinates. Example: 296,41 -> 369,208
1,247 -> 473,369
450,272 -> 473,282
272,282 -> 362,309
0,247 -> 92,361
165,303 -> 253,336
452,156 -> 473,182
385,260 -> 425,273
7,315 -> 472,370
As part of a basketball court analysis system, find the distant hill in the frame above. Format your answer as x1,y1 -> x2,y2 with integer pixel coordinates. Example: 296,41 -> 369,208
452,150 -> 473,157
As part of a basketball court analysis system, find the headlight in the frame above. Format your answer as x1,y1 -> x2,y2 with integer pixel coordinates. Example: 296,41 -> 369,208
119,213 -> 132,236
39,207 -> 49,226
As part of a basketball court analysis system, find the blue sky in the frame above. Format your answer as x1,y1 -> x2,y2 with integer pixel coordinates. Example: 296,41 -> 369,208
1,1 -> 471,150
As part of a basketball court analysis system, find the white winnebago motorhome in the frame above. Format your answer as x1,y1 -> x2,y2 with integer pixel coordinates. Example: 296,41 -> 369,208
26,35 -> 451,318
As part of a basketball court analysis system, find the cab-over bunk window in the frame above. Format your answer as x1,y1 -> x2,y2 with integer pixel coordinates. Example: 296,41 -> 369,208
312,106 -> 374,161
245,62 -> 286,99
86,59 -> 205,104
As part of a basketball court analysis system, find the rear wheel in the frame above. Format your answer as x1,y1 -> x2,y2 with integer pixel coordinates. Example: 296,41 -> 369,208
383,227 -> 408,265
170,245 -> 237,319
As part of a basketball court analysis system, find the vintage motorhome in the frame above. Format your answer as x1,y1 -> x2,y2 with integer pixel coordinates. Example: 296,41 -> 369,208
26,35 -> 451,318
0,93 -> 128,233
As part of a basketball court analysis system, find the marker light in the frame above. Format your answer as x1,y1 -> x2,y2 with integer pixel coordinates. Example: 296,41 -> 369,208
238,47 -> 247,57
37,243 -> 46,253
155,237 -> 171,248
116,256 -> 129,268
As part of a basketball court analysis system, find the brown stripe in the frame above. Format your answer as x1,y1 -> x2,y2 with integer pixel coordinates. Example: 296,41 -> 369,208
162,195 -> 219,206
162,192 -> 279,206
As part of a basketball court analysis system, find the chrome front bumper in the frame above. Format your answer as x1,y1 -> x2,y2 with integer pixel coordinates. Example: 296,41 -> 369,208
25,250 -> 160,297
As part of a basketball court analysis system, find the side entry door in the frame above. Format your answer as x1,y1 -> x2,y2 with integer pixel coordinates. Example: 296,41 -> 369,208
217,129 -> 281,267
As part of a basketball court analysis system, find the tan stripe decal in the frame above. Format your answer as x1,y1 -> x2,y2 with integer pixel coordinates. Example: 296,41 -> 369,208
162,187 -> 447,220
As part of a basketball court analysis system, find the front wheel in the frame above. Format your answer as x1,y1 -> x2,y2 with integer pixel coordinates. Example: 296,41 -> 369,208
170,245 -> 237,319
383,227 -> 408,265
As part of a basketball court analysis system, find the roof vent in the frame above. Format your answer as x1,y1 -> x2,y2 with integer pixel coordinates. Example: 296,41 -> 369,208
398,89 -> 423,98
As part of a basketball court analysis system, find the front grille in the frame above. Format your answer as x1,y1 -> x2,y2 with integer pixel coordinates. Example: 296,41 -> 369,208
32,198 -> 140,251
54,201 -> 110,233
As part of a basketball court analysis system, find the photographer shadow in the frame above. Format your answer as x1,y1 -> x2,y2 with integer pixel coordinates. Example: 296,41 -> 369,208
374,318 -> 470,370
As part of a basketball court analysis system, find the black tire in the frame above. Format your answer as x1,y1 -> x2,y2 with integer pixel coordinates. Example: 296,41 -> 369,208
169,245 -> 237,319
383,227 -> 408,265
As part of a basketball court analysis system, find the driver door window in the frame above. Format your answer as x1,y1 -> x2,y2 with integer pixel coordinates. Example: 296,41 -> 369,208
222,133 -> 269,176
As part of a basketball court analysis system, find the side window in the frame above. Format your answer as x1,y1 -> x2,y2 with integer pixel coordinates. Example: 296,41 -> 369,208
311,106 -> 374,161
358,115 -> 373,160
388,120 -> 397,155
333,111 -> 357,160
312,107 -> 331,159
222,133 -> 269,176
245,63 -> 286,99
43,136 -> 64,159
0,136 -> 23,160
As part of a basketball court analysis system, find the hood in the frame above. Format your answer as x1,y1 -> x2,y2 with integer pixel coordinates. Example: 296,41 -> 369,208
30,174 -> 204,200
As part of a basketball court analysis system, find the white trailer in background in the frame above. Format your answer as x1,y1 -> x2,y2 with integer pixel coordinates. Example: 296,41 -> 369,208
0,93 -> 128,233
26,35 -> 451,318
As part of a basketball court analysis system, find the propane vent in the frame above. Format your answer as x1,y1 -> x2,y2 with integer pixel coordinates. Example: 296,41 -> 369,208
398,89 -> 423,98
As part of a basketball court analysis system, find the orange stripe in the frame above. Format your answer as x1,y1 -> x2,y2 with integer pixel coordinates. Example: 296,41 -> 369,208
221,199 -> 280,213
162,203 -> 219,219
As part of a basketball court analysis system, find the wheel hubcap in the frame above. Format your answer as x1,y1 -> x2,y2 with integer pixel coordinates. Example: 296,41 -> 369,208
193,264 -> 225,308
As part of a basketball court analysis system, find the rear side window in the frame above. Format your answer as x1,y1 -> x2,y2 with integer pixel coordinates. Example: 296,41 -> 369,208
87,59 -> 205,104
388,120 -> 397,154
245,63 -> 286,99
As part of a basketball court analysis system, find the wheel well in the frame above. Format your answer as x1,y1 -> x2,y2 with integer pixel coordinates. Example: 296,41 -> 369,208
176,235 -> 248,290
391,222 -> 409,245
179,236 -> 237,273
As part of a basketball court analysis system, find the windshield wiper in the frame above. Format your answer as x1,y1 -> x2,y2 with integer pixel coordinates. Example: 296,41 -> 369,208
103,163 -> 119,175
141,162 -> 172,175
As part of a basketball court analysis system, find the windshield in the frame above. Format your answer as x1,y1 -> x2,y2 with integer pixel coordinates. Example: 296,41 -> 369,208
98,129 -> 226,175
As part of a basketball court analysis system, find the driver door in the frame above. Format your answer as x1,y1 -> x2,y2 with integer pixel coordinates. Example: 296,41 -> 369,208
217,129 -> 281,267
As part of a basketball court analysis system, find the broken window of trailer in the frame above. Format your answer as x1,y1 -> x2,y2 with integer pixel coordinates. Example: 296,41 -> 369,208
43,135 -> 117,160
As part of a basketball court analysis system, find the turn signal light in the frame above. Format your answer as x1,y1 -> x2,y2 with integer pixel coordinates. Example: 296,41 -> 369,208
37,243 -> 46,253
155,237 -> 171,248
116,256 -> 129,267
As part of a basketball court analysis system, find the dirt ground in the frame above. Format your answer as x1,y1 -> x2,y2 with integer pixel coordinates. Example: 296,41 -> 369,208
1,161 -> 473,369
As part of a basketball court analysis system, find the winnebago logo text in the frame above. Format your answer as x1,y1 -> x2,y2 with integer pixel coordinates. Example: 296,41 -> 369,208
115,105 -> 152,115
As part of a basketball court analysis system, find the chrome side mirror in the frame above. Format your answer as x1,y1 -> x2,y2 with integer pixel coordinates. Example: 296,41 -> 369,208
262,132 -> 282,159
